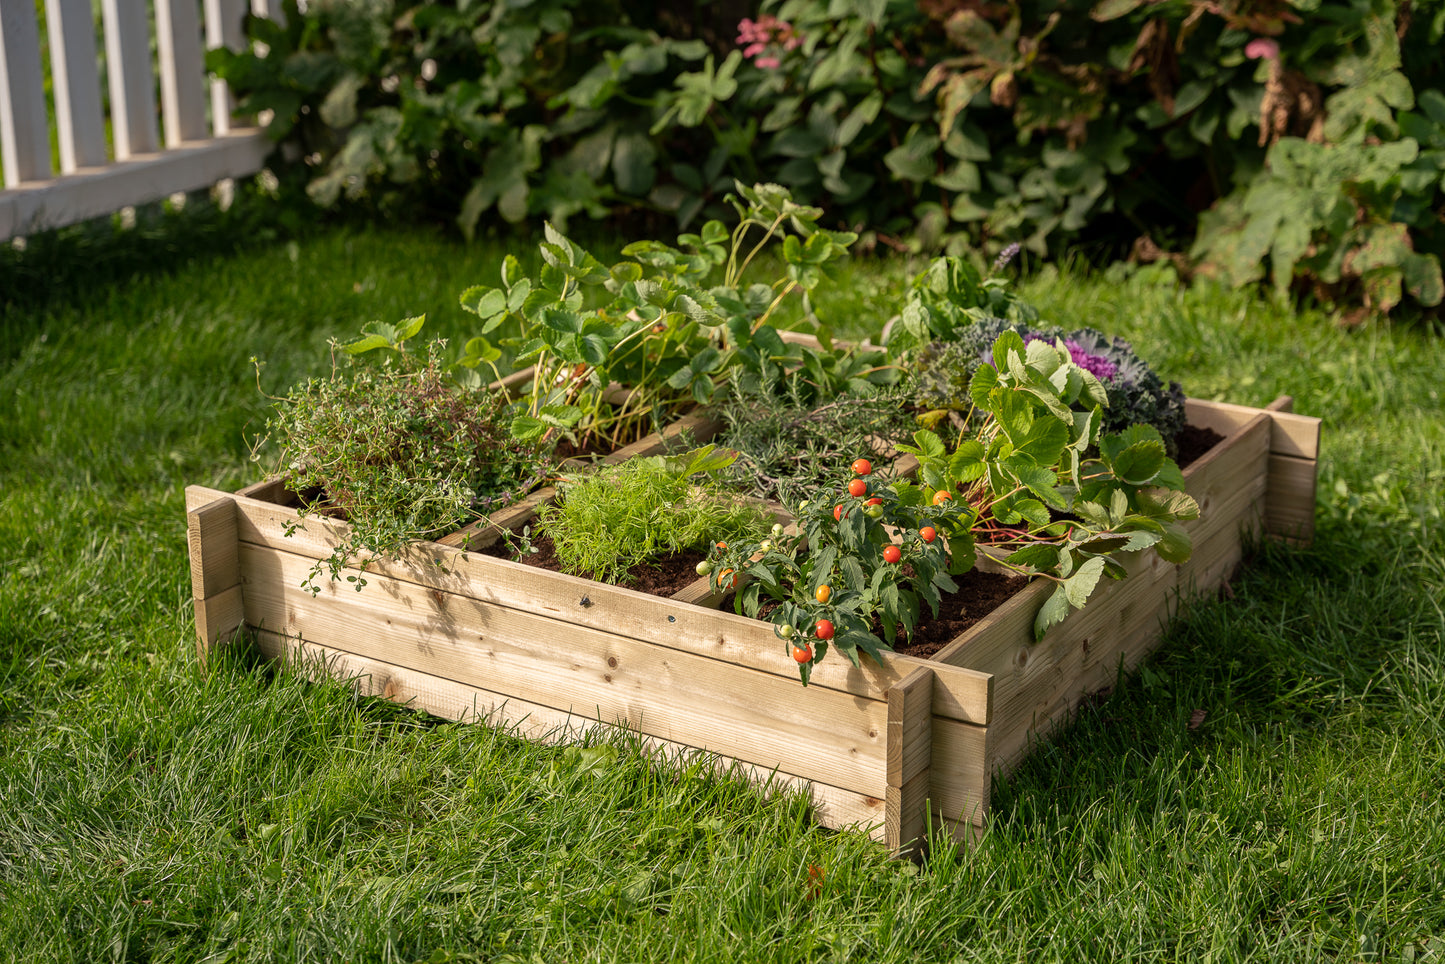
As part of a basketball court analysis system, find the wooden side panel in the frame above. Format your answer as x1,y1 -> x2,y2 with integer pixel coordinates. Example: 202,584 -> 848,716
255,629 -> 888,836
0,0 -> 52,185
241,542 -> 891,796
1266,453 -> 1317,543
45,0 -> 108,172
929,718 -> 989,829
886,666 -> 933,856
193,484 -> 993,725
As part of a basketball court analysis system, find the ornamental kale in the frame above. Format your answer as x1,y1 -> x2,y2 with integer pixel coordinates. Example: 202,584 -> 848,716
909,317 -> 1186,452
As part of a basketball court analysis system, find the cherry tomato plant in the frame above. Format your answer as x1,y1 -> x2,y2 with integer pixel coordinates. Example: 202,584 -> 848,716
709,459 -> 977,684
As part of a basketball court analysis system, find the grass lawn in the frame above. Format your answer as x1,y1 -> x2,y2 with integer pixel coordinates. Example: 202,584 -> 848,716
2,220 -> 1443,962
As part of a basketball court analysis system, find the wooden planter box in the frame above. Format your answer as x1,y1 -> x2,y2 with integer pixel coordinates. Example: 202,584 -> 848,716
186,396 -> 1319,854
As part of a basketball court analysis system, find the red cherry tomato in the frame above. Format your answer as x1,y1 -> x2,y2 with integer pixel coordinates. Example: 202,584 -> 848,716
814,619 -> 835,641
866,497 -> 882,506
792,643 -> 813,664
883,545 -> 902,564
834,505 -> 845,522
852,458 -> 872,476
848,478 -> 867,498
920,526 -> 937,544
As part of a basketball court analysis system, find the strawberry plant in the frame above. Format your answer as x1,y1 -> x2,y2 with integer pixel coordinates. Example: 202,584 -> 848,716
901,331 -> 1198,641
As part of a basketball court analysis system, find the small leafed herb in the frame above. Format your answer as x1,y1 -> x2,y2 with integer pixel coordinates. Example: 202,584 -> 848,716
264,335 -> 544,593
536,446 -> 771,585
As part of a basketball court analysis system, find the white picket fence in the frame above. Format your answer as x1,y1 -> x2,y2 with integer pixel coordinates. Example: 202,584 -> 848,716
0,0 -> 280,239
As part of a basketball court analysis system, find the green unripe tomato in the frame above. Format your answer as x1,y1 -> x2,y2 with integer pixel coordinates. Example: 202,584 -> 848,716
864,504 -> 884,519
759,540 -> 773,552
771,523 -> 784,538
695,559 -> 713,576
778,623 -> 795,639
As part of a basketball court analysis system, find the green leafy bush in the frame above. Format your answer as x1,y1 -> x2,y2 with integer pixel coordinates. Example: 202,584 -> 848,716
208,0 -> 714,237
216,0 -> 1445,314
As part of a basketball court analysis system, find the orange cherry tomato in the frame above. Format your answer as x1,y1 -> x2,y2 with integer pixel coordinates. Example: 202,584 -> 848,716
815,584 -> 832,604
852,458 -> 872,476
792,643 -> 813,664
932,490 -> 953,506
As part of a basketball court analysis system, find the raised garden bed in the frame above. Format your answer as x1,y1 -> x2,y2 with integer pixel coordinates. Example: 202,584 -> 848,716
186,395 -> 1319,854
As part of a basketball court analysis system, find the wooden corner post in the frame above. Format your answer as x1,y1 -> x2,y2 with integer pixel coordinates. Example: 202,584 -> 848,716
886,665 -> 935,858
186,492 -> 244,667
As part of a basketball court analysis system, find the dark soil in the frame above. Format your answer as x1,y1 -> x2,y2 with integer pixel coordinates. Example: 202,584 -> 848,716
480,531 -> 707,597
890,568 -> 1026,658
1175,423 -> 1225,469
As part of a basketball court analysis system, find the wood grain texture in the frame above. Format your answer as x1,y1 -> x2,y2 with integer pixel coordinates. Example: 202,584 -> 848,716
255,629 -> 889,837
193,482 -> 994,724
241,541 -> 892,795
194,585 -> 245,658
885,666 -> 933,855
1266,453 -> 1318,544
187,496 -> 241,599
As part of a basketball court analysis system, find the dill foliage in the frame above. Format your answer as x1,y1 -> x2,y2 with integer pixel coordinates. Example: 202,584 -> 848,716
538,448 -> 770,585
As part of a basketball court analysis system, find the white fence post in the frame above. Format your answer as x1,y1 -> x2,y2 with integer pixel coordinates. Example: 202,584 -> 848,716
45,0 -> 108,172
102,0 -> 161,159
0,1 -> 52,186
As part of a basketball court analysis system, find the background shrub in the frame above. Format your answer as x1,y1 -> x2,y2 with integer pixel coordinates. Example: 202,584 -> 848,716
213,0 -> 1445,317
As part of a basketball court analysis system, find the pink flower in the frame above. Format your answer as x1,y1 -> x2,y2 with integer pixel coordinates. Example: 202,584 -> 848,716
736,14 -> 802,66
1245,38 -> 1280,60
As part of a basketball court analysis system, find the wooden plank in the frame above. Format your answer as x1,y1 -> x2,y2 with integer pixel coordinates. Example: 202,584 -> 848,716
1187,398 -> 1318,459
1265,452 -> 1317,543
155,0 -> 209,146
928,717 -> 989,827
101,0 -> 160,159
194,483 -> 995,726
204,0 -> 249,135
255,629 -> 888,835
242,541 -> 893,794
188,497 -> 241,597
885,666 -> 933,855
44,0 -> 109,172
0,0 -> 52,185
195,584 -> 245,657
0,130 -> 268,237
